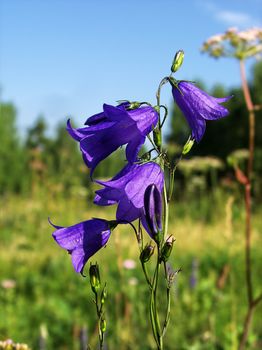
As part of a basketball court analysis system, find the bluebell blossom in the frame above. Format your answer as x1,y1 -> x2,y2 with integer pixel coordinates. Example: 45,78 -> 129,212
50,218 -> 117,274
94,162 -> 164,223
67,103 -> 158,175
172,81 -> 231,142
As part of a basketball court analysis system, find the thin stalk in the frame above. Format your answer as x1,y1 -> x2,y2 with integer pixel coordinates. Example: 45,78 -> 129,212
95,292 -> 104,350
163,182 -> 169,238
238,59 -> 261,350
160,105 -> 168,128
141,262 -> 153,289
156,77 -> 169,112
161,262 -> 171,337
147,133 -> 160,154
145,74 -> 173,350
150,259 -> 162,349
168,168 -> 175,202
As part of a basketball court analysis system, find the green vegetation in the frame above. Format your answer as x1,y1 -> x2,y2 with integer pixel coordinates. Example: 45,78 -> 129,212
0,191 -> 261,349
1,61 -> 262,349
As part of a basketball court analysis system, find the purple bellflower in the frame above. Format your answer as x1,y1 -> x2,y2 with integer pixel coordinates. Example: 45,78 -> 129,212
142,184 -> 163,241
172,81 -> 231,142
67,103 -> 158,175
94,162 -> 164,223
50,218 -> 117,274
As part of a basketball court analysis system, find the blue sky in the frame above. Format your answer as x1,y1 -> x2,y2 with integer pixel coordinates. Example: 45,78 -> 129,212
1,0 -> 262,134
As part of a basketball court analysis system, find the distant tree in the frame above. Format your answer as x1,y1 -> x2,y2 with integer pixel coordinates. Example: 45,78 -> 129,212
49,121 -> 89,193
167,62 -> 262,162
25,116 -> 51,193
0,102 -> 28,193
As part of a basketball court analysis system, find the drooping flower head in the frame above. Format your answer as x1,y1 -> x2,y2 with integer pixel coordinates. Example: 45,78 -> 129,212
67,103 -> 158,175
142,184 -> 163,241
50,218 -> 117,274
172,81 -> 231,142
94,162 -> 164,224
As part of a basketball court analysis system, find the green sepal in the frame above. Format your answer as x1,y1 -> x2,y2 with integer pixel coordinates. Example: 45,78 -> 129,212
108,220 -> 118,231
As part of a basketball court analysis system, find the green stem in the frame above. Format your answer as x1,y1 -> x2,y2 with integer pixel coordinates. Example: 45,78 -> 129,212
163,182 -> 169,238
237,58 -> 262,350
141,262 -> 153,289
150,249 -> 163,349
162,262 -> 171,337
95,292 -> 104,350
147,133 -> 160,154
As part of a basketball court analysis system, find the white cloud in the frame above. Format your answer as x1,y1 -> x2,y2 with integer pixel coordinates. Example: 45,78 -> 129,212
216,10 -> 260,27
196,0 -> 262,27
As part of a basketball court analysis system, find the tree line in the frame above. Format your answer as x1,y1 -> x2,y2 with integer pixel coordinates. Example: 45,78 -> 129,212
1,61 -> 262,196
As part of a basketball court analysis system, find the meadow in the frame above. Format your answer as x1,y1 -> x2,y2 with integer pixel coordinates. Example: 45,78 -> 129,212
1,186 -> 261,350
1,38 -> 262,350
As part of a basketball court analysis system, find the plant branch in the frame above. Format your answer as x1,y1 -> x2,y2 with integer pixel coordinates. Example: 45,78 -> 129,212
238,59 -> 261,350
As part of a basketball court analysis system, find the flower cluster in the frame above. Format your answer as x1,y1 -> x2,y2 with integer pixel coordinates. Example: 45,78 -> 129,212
51,102 -> 164,274
0,339 -> 30,350
50,54 -> 231,275
201,27 -> 262,60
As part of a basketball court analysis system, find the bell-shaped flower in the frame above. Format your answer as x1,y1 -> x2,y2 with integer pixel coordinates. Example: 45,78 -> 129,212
172,81 -> 231,142
67,103 -> 158,175
94,162 -> 164,223
142,184 -> 163,241
50,218 -> 117,274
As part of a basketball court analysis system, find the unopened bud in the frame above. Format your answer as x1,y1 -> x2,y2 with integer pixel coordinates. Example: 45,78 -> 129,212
144,184 -> 163,242
140,244 -> 155,263
100,318 -> 106,333
182,138 -> 194,155
160,236 -> 175,262
171,50 -> 184,73
89,263 -> 101,293
101,285 -> 107,305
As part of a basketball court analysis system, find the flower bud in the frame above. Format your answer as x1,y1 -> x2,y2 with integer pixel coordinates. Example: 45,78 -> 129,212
144,184 -> 163,242
182,138 -> 194,155
101,284 -> 107,305
89,263 -> 101,293
160,236 -> 175,262
171,50 -> 184,73
100,318 -> 107,333
140,244 -> 155,263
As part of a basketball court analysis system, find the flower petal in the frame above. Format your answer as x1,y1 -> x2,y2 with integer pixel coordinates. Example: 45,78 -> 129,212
51,219 -> 112,274
125,136 -> 145,163
95,163 -> 164,223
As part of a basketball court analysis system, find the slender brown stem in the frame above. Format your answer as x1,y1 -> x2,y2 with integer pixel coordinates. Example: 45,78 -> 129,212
239,60 -> 253,112
238,305 -> 254,350
238,59 -> 261,350
244,183 -> 253,306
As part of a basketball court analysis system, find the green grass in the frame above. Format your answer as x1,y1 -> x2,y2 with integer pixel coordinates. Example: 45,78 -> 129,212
0,189 -> 261,349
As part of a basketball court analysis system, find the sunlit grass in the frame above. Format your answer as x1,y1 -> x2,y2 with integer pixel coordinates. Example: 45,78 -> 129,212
0,190 -> 262,349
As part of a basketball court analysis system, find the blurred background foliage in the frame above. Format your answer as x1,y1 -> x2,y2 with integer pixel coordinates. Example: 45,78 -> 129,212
0,61 -> 262,349
1,62 -> 262,199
